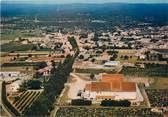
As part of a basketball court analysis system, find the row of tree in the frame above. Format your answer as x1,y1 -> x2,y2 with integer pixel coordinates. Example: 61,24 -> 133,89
24,55 -> 76,116
24,38 -> 79,116
101,100 -> 131,107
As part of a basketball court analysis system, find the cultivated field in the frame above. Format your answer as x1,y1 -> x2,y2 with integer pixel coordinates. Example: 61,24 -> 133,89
12,90 -> 42,114
149,78 -> 168,89
146,89 -> 168,107
56,107 -> 163,117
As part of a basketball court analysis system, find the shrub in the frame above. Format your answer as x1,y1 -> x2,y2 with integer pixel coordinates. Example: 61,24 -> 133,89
100,100 -> 131,107
71,99 -> 92,106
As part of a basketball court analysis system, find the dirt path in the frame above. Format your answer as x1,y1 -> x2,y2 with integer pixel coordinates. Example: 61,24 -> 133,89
67,73 -> 90,99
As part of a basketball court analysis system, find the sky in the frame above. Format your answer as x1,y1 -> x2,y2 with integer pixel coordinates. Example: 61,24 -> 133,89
2,0 -> 168,4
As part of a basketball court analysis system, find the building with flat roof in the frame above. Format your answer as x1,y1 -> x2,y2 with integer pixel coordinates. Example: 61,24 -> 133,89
104,61 -> 120,67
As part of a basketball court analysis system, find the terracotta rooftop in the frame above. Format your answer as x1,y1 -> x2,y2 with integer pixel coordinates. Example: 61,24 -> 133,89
110,81 -> 122,92
90,82 -> 111,91
121,82 -> 136,92
101,73 -> 124,82
85,80 -> 136,92
85,84 -> 91,90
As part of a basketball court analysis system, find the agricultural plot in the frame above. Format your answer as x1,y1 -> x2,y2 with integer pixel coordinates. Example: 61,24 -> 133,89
1,42 -> 35,52
56,107 -> 163,117
146,89 -> 168,107
13,90 -> 42,114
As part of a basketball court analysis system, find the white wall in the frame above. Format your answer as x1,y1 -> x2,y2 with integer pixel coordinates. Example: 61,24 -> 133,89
83,90 -> 136,100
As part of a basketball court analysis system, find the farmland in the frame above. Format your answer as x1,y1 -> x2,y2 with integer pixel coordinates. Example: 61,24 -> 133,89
12,90 -> 42,114
56,107 -> 163,117
149,78 -> 168,89
1,42 -> 36,52
146,89 -> 168,107
1,29 -> 42,40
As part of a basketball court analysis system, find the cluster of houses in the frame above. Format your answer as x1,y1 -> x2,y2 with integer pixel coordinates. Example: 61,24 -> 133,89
1,25 -> 168,107
75,25 -> 168,64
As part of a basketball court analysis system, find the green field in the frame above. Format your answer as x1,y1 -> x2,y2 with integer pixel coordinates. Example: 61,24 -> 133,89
1,29 -> 42,40
56,107 -> 163,117
1,42 -> 36,52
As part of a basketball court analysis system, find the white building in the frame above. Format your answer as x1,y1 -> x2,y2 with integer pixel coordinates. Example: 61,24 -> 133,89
83,74 -> 143,103
104,61 -> 120,67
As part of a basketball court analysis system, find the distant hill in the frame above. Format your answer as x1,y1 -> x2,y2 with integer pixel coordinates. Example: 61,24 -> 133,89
1,3 -> 168,26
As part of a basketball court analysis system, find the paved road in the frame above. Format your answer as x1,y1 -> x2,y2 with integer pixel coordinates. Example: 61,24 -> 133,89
0,80 -> 14,117
140,85 -> 151,107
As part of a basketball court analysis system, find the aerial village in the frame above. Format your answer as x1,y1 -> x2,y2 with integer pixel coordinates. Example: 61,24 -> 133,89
1,25 -> 168,116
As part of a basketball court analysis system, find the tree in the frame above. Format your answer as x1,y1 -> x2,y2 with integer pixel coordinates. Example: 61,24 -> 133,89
68,36 -> 78,49
101,100 -> 131,107
16,53 -> 20,58
28,54 -> 32,58
24,44 -> 79,116
33,72 -> 43,79
144,51 -> 150,60
123,55 -> 129,60
71,99 -> 92,106
19,81 -> 28,92
27,80 -> 42,89
79,54 -> 84,59
128,43 -> 132,49
91,58 -> 95,63
90,73 -> 95,80
31,46 -> 37,51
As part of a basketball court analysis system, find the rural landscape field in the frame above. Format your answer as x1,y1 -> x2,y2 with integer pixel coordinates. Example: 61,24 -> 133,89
0,0 -> 168,117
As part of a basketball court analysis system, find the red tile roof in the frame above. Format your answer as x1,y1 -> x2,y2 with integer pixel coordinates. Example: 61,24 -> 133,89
85,84 -> 91,90
90,82 -> 111,91
101,73 -> 124,82
121,82 -> 136,92
85,73 -> 136,92
110,81 -> 122,92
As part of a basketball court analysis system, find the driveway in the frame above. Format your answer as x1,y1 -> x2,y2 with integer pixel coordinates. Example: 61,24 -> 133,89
68,73 -> 90,99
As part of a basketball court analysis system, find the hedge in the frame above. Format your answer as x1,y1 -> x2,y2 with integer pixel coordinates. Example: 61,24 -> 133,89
100,100 -> 131,107
71,99 -> 92,106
